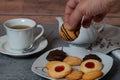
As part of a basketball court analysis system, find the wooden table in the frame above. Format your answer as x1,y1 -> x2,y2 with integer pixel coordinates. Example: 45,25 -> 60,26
0,0 -> 120,25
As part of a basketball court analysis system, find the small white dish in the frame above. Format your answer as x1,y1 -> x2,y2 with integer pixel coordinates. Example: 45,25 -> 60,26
31,47 -> 113,80
0,35 -> 48,57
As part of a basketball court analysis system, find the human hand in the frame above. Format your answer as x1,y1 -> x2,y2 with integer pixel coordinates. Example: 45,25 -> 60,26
64,0 -> 117,30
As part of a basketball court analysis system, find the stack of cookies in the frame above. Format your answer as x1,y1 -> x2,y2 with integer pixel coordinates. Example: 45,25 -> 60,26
46,49 -> 104,80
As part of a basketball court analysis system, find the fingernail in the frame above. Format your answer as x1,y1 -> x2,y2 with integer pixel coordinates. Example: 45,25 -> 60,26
66,23 -> 73,30
82,21 -> 90,28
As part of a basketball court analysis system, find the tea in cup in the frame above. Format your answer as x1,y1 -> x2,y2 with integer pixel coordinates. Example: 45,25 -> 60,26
3,18 -> 44,52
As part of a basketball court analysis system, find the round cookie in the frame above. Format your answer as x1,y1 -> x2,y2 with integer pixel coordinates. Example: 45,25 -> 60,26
59,22 -> 80,41
80,59 -> 103,73
83,54 -> 102,62
82,70 -> 103,80
65,70 -> 83,80
46,49 -> 67,61
63,56 -> 82,66
48,62 -> 72,79
46,61 -> 61,69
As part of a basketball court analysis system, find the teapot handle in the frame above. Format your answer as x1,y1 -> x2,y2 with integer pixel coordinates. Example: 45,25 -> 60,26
93,19 -> 105,33
82,16 -> 105,33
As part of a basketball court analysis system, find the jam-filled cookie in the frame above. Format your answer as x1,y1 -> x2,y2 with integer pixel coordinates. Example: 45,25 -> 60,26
80,59 -> 103,73
65,70 -> 83,80
46,61 -> 62,69
59,22 -> 80,41
48,62 -> 72,79
63,56 -> 82,66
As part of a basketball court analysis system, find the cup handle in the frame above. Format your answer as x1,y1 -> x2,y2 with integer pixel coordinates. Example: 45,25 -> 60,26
34,24 -> 44,41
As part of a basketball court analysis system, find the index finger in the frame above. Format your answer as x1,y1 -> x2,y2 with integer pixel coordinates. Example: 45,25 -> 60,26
64,0 -> 79,22
68,3 -> 83,30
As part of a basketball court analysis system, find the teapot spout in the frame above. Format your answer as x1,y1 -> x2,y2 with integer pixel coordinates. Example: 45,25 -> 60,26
56,17 -> 63,29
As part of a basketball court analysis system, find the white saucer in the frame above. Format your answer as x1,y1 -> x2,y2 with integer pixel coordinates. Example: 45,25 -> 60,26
0,35 -> 48,57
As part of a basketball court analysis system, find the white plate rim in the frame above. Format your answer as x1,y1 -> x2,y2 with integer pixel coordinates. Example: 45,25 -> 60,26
0,35 -> 48,57
31,47 -> 113,80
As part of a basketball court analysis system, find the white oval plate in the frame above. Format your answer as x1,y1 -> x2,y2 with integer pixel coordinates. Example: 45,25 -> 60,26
0,35 -> 48,57
31,47 -> 113,80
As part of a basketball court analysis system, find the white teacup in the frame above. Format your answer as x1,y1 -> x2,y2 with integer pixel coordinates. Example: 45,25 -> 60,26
3,18 -> 44,51
56,17 -> 104,48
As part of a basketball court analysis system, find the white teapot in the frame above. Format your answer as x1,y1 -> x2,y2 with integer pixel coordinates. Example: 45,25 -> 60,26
56,17 -> 104,47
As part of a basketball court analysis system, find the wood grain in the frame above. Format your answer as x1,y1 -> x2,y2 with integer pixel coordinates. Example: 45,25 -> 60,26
0,0 -> 119,25
0,0 -> 66,15
0,16 -> 58,24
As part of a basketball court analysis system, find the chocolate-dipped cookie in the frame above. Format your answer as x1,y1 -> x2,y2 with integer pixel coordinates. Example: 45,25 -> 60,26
59,22 -> 80,41
83,54 -> 102,62
46,49 -> 67,61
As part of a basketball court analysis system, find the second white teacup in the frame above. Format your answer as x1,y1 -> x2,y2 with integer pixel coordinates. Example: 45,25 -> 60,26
3,18 -> 44,52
